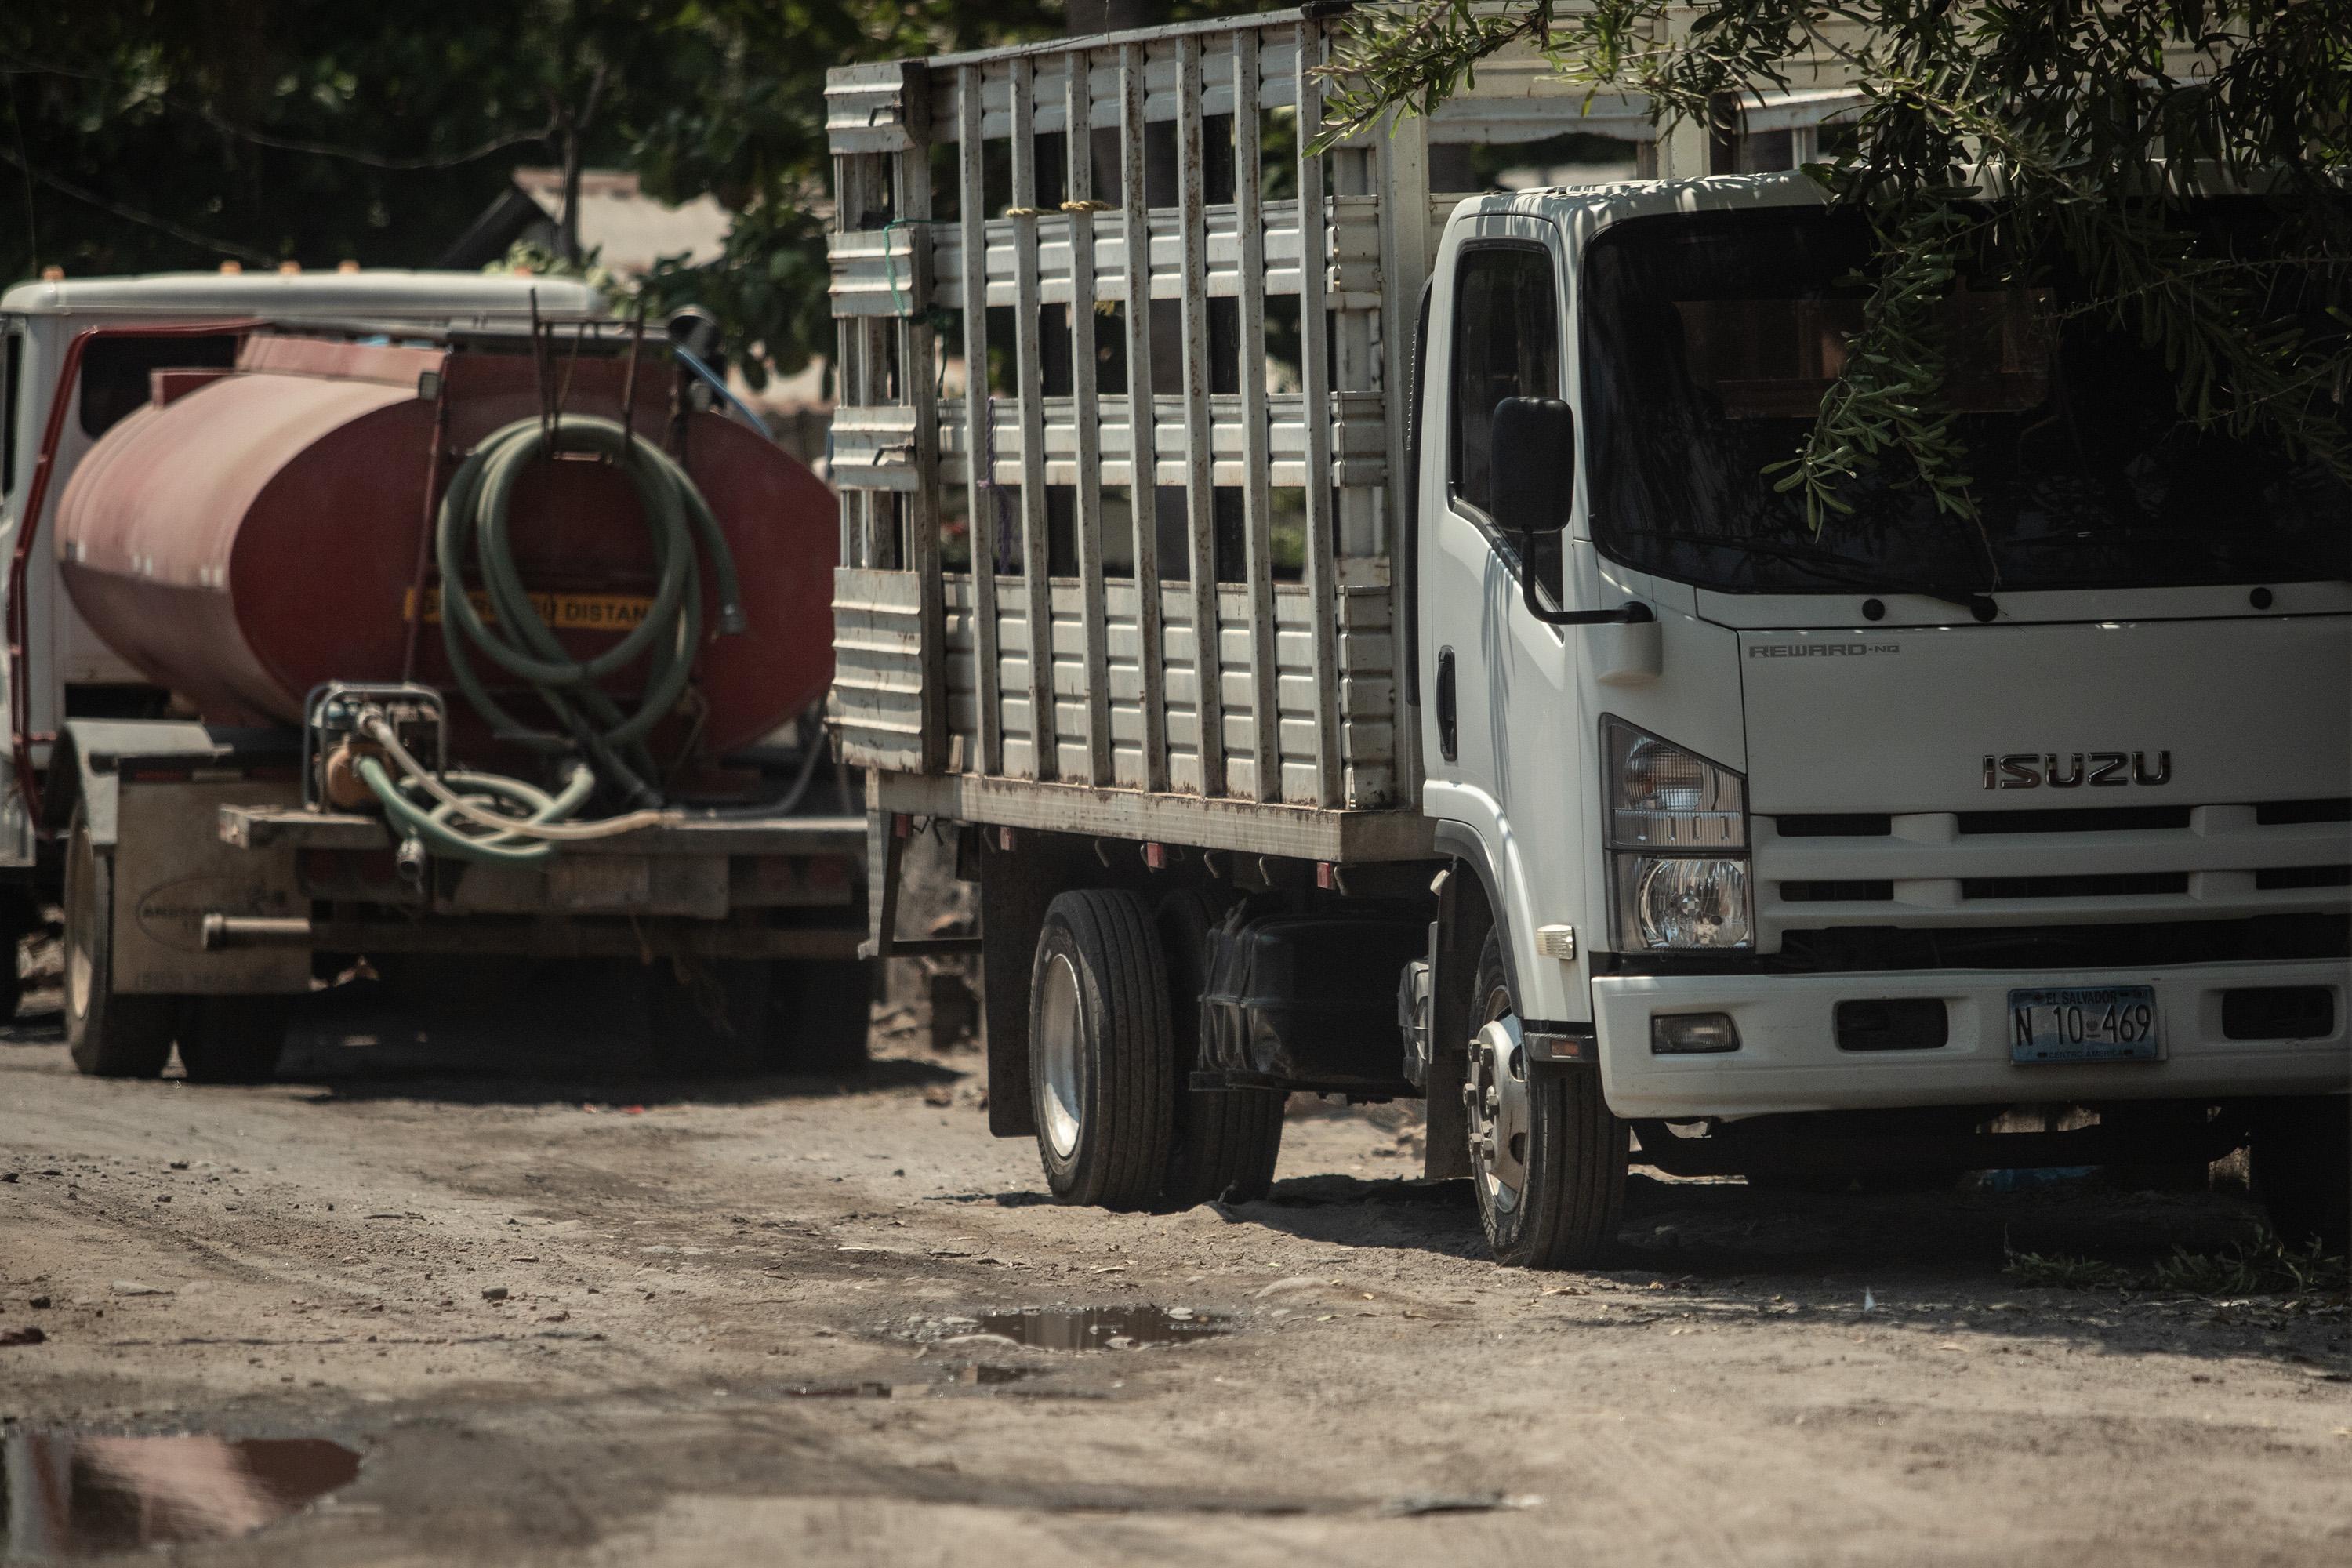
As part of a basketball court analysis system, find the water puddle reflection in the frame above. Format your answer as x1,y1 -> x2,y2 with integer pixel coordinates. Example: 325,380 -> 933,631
1,1429 -> 359,1557
969,1306 -> 1228,1350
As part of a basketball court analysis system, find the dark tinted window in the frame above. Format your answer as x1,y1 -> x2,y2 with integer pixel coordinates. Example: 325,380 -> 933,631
1580,205 -> 2350,594
78,335 -> 241,439
1450,246 -> 1559,518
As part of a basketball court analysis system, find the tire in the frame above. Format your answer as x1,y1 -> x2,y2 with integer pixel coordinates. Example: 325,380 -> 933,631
1156,888 -> 1283,1207
0,884 -> 33,1023
2252,1098 -> 2350,1254
1029,889 -> 1175,1210
766,958 -> 873,1074
63,808 -> 177,1079
1465,928 -> 1625,1269
176,996 -> 291,1085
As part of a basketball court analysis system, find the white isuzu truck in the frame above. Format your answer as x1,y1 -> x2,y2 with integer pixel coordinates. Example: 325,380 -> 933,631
824,6 -> 2350,1261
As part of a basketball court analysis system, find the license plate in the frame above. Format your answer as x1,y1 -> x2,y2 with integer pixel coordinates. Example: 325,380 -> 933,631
2009,985 -> 2159,1065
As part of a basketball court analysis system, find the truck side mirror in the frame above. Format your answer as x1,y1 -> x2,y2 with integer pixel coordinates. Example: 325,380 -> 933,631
1489,397 -> 1575,536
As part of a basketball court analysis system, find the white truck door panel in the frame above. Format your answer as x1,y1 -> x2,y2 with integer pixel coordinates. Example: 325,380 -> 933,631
1420,216 -> 1585,1021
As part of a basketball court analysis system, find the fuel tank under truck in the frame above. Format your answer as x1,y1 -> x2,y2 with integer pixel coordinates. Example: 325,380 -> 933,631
53,333 -> 835,771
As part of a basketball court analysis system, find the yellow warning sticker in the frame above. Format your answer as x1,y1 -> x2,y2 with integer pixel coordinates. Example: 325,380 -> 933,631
403,588 -> 655,632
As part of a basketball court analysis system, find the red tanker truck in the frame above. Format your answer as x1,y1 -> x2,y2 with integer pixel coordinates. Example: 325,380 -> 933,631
0,270 -> 869,1080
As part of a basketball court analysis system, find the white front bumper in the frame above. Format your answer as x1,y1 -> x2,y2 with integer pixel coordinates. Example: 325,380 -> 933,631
1592,960 -> 2349,1120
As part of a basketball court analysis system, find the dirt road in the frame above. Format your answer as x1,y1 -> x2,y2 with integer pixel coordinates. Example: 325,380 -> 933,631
4,982 -> 2347,1566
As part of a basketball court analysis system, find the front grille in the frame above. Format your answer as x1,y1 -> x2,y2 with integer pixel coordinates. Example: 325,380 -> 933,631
2256,865 -> 2352,891
1780,880 -> 1894,903
1962,871 -> 2190,900
1756,793 -> 2351,944
1955,804 -> 2190,835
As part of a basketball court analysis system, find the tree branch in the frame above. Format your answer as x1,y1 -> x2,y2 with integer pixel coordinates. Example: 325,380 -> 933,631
0,56 -> 554,171
0,143 -> 275,263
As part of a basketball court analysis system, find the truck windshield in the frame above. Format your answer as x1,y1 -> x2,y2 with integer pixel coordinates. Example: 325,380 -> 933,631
1579,205 -> 2351,595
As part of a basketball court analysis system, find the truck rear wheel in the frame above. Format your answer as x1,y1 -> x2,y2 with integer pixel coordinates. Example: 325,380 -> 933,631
1465,930 -> 1625,1269
2252,1098 -> 2350,1254
1156,888 -> 1283,1207
0,885 -> 34,1022
1029,889 -> 1174,1210
64,808 -> 177,1079
176,996 -> 292,1085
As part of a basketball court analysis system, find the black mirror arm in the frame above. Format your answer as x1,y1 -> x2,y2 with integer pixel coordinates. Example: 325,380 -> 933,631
1519,553 -> 1655,626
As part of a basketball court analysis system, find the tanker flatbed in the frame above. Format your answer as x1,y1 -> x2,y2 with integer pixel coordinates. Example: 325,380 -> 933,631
219,804 -> 866,859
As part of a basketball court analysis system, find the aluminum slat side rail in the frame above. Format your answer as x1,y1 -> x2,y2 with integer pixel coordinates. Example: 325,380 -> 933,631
825,9 -> 1410,853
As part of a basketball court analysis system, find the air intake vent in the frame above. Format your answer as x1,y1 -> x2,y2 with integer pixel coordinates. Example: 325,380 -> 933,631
2256,798 -> 2352,826
2256,865 -> 2352,891
2221,986 -> 2334,1040
1774,815 -> 1892,838
1835,998 -> 1949,1051
1955,805 -> 2191,835
1962,872 -> 2189,900
1780,880 -> 1895,903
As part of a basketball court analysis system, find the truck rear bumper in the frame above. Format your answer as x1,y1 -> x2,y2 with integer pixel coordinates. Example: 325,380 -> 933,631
1592,959 -> 2349,1120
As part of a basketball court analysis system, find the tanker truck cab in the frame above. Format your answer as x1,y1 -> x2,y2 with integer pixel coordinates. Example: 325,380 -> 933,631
0,270 -> 606,853
821,14 -> 2348,1264
1414,175 -> 2350,1252
0,272 -> 603,1029
0,272 -> 875,1081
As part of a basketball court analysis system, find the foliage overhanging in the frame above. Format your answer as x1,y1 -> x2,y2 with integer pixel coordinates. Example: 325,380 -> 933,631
1325,1 -> 2352,539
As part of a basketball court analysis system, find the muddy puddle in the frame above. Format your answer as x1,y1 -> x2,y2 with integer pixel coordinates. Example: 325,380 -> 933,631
964,1306 -> 1228,1351
0,1429 -> 359,1557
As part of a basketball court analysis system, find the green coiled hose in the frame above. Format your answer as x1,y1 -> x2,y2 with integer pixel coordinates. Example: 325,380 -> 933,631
356,757 -> 596,866
434,416 -> 746,808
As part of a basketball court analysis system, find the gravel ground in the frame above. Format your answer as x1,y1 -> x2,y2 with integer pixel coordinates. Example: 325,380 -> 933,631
2,979 -> 2347,1566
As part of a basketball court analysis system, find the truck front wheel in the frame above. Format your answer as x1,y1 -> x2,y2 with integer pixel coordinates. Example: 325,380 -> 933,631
1029,889 -> 1175,1210
1465,930 -> 1626,1268
63,808 -> 178,1079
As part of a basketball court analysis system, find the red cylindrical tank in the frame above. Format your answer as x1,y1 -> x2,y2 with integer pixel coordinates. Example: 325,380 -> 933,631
55,335 -> 835,768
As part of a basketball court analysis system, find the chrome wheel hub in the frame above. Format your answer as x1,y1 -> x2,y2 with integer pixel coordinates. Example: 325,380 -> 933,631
1035,952 -> 1084,1160
1465,1014 -> 1531,1214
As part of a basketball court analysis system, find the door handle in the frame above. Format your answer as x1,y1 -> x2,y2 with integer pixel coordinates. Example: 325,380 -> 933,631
1436,646 -> 1457,762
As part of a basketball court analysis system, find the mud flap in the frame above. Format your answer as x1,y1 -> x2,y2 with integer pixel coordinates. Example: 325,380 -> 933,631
111,777 -> 309,994
1423,863 -> 1484,1181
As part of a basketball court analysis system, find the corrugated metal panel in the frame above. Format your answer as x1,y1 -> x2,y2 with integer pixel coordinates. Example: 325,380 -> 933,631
829,567 -> 927,773
828,13 -> 1406,848
857,572 -> 1397,810
829,198 -> 1385,317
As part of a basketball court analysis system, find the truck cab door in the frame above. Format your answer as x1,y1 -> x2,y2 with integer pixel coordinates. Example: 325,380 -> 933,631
1415,214 -> 1581,1018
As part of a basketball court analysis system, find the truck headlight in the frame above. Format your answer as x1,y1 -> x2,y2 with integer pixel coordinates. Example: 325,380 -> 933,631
1614,855 -> 1753,949
1603,718 -> 1751,950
